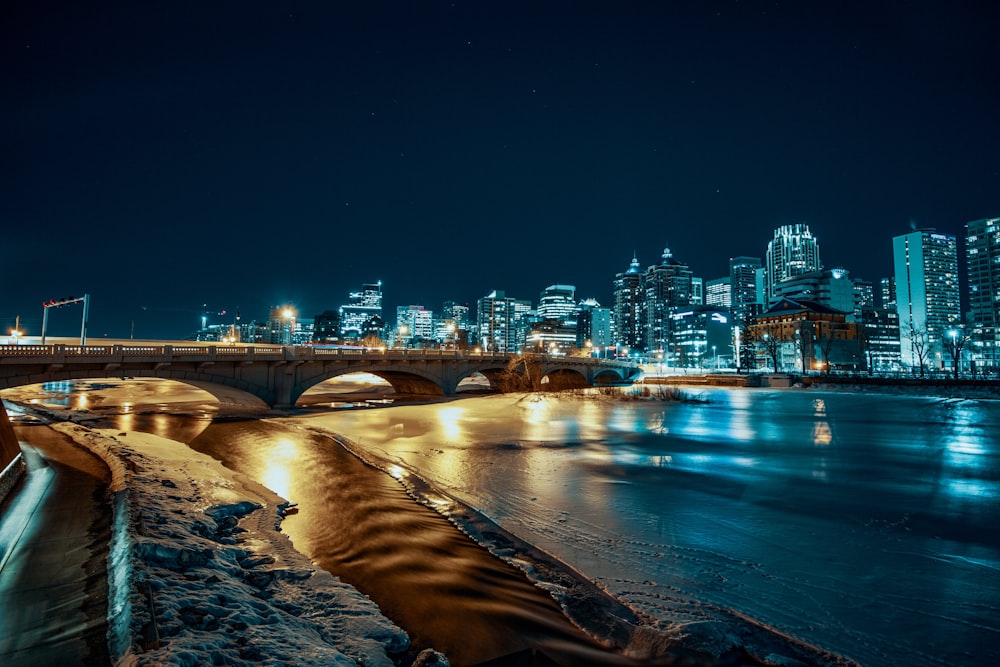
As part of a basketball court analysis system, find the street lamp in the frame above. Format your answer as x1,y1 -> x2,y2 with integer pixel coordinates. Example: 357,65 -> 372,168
712,344 -> 717,369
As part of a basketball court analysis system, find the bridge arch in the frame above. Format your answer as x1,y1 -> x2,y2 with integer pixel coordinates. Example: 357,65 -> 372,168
289,365 -> 450,405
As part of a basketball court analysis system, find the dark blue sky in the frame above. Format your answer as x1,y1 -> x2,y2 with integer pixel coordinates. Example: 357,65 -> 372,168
3,1 -> 998,339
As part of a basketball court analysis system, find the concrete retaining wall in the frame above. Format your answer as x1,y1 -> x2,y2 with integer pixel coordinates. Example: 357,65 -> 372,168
0,400 -> 25,506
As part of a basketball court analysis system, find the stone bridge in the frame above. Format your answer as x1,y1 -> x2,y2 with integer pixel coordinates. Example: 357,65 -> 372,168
0,344 -> 642,408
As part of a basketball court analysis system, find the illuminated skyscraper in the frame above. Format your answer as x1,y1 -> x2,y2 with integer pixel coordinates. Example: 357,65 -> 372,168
644,245 -> 693,353
339,281 -> 383,340
765,224 -> 822,304
613,254 -> 645,353
476,290 -> 531,353
537,285 -> 577,324
966,217 -> 1000,370
729,256 -> 762,322
893,229 -> 961,369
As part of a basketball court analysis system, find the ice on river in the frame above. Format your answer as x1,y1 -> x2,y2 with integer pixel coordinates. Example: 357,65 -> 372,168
295,389 -> 1000,667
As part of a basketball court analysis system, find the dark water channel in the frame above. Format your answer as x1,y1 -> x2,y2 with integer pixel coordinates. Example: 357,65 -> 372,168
111,413 -> 660,667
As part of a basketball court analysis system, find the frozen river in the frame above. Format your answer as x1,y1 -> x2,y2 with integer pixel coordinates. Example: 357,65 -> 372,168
5,380 -> 999,665
292,388 -> 1000,666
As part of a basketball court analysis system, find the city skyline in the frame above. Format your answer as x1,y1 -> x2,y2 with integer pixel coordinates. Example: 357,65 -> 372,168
3,1 -> 998,339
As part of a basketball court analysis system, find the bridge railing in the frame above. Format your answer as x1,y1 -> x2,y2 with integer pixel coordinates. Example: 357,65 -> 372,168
0,343 -> 636,368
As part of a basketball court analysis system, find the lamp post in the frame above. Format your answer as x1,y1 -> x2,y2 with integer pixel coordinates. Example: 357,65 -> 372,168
712,344 -> 717,369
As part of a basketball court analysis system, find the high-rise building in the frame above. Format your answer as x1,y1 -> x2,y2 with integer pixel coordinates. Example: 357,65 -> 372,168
690,277 -> 704,305
643,246 -> 693,353
340,281 -> 383,340
765,224 -> 822,304
613,254 -> 646,352
476,290 -> 531,353
313,310 -> 340,343
395,305 -> 434,345
267,305 -> 297,345
705,277 -> 732,309
966,217 -> 1000,370
770,268 -> 856,315
576,298 -> 613,350
730,256 -> 762,323
537,285 -> 577,324
893,229 -> 961,370
880,277 -> 897,311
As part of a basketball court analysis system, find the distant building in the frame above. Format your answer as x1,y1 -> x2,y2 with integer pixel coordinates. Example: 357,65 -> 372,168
313,310 -> 340,343
267,305 -> 298,345
643,245 -> 693,353
613,254 -> 646,353
526,319 -> 577,354
857,306 -> 902,372
690,277 -> 704,305
879,276 -> 897,311
752,298 -> 860,372
765,224 -> 823,304
576,298 -> 613,351
476,290 -> 531,353
966,217 -> 1000,372
537,285 -> 577,324
395,305 -> 434,346
893,229 -> 961,371
729,257 -> 764,325
340,281 -> 383,340
668,307 -> 734,369
770,268 -> 856,315
705,277 -> 732,309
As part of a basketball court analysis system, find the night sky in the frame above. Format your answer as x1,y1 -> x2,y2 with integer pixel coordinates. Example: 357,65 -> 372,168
3,1 -> 998,340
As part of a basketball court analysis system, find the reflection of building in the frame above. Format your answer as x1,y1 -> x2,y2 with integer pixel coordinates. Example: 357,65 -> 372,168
752,298 -> 859,372
340,281 -> 383,340
476,290 -> 531,352
765,224 -> 822,304
613,255 -> 645,352
668,307 -> 733,369
893,229 -> 961,369
966,217 -> 1000,372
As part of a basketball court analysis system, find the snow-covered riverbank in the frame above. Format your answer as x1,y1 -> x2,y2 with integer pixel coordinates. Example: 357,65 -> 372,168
51,422 -> 414,667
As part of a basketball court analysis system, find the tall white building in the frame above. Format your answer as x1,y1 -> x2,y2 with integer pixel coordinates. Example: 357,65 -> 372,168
765,224 -> 822,304
966,217 -> 1000,370
893,229 -> 961,369
476,290 -> 531,353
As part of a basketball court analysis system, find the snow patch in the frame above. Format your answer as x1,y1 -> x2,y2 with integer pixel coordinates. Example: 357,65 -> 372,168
52,423 -> 410,666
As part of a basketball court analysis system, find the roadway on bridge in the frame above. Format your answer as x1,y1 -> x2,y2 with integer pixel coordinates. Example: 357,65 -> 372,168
0,420 -> 110,666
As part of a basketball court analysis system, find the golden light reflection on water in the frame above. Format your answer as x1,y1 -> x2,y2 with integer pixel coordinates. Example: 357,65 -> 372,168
812,398 -> 832,446
437,406 -> 465,442
261,438 -> 299,500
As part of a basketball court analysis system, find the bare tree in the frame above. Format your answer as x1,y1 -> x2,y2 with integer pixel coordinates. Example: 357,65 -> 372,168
361,333 -> 384,349
943,328 -> 970,380
496,354 -> 544,393
756,322 -> 784,372
901,322 -> 930,377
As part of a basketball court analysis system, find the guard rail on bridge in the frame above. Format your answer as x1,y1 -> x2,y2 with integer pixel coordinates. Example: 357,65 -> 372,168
0,344 -> 641,407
